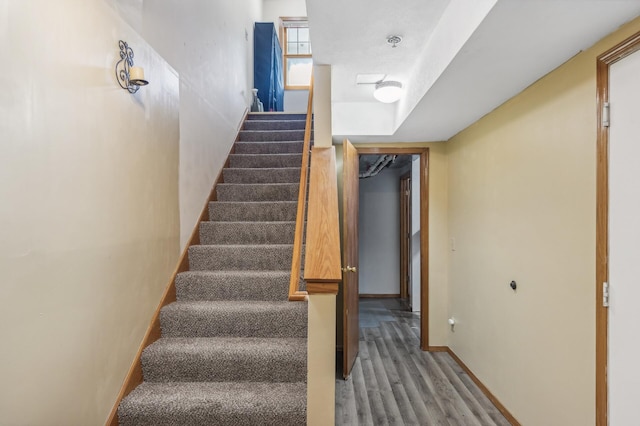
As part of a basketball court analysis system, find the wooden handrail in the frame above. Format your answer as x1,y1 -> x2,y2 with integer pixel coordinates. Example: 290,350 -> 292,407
289,76 -> 314,301
304,146 -> 342,295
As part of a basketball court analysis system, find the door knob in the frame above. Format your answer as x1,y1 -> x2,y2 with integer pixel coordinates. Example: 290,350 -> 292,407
342,266 -> 357,273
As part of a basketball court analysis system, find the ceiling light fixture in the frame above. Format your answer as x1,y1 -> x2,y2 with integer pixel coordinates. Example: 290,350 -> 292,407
374,80 -> 403,103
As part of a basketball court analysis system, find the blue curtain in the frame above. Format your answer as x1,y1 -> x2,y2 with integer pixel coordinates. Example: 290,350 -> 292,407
254,22 -> 284,112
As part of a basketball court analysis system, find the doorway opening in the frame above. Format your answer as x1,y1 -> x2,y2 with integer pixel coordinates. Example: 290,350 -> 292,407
341,143 -> 429,378
357,154 -> 418,313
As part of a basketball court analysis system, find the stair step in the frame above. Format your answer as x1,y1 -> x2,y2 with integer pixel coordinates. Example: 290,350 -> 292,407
160,300 -> 307,338
200,221 -> 296,245
240,129 -> 305,142
247,113 -> 307,121
223,167 -> 301,183
175,270 -> 290,301
118,381 -> 306,426
216,183 -> 299,202
243,119 -> 307,131
141,337 -> 307,382
188,244 -> 293,271
229,153 -> 302,169
235,141 -> 305,154
209,201 -> 298,222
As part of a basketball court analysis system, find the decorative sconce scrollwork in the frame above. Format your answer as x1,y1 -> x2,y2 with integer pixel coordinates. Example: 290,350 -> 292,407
115,40 -> 149,93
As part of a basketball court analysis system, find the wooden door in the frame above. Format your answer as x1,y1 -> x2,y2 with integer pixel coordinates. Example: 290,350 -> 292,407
399,174 -> 411,304
342,138 -> 359,378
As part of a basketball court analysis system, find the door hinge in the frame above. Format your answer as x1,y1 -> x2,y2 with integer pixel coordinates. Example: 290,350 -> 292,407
603,282 -> 609,308
603,102 -> 610,128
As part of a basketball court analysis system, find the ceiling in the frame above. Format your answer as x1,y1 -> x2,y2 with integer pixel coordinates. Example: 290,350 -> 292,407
359,154 -> 413,176
306,0 -> 640,143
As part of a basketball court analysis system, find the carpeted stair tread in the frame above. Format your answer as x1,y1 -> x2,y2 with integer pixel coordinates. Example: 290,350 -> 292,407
141,337 -> 307,383
229,153 -> 302,169
160,300 -> 307,338
247,112 -> 306,121
200,221 -> 295,245
216,183 -> 299,202
209,201 -> 298,222
222,168 -> 301,184
239,129 -> 306,142
234,141 -> 305,154
175,270 -> 290,301
118,381 -> 306,426
243,119 -> 307,131
188,244 -> 293,271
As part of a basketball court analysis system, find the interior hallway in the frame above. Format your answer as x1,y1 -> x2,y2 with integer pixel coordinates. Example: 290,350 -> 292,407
336,298 -> 511,425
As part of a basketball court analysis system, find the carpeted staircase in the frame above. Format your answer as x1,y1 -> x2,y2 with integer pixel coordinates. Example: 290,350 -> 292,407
118,113 -> 309,425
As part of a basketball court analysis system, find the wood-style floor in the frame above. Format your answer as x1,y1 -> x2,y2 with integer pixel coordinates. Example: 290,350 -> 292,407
335,298 -> 511,426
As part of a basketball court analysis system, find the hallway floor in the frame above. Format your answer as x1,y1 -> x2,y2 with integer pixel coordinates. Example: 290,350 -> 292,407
335,298 -> 511,426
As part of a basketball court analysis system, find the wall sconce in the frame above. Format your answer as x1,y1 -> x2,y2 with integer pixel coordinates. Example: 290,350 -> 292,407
115,40 -> 148,93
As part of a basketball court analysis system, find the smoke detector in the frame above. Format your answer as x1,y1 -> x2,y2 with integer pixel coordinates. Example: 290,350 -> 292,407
387,35 -> 402,48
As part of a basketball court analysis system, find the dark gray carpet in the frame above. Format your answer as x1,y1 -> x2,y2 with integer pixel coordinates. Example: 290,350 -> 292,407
209,201 -> 298,222
199,221 -> 296,245
223,167 -> 302,184
118,382 -> 306,426
175,271 -> 291,301
118,112 -> 309,425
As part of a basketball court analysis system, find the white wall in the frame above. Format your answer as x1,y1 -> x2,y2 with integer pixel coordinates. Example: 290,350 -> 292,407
358,168 -> 402,295
0,1 -> 180,424
262,0 -> 306,24
285,90 -> 309,112
138,0 -> 262,247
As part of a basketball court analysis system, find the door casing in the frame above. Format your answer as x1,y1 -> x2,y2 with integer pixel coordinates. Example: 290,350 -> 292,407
399,172 -> 412,303
595,30 -> 640,426
348,146 -> 430,351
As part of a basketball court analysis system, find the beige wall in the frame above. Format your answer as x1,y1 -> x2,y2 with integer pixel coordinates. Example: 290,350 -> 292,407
314,65 -> 332,148
134,0 -> 262,248
446,17 -> 640,426
335,142 -> 449,347
0,0 -> 180,424
307,294 -> 337,426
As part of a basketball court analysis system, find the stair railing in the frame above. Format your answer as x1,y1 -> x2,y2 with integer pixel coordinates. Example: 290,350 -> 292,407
303,145 -> 342,293
301,130 -> 341,425
289,75 -> 314,301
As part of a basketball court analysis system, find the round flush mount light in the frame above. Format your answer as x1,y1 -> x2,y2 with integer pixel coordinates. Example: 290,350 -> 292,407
373,80 -> 403,103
